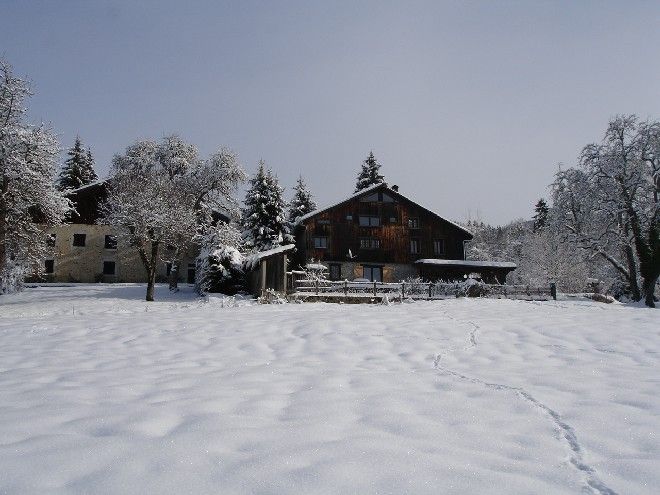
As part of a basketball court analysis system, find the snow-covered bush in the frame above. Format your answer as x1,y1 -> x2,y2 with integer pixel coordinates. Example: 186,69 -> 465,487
457,278 -> 490,298
196,223 -> 246,295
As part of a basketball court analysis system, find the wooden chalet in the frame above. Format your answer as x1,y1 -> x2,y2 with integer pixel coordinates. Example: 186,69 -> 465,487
293,183 -> 515,284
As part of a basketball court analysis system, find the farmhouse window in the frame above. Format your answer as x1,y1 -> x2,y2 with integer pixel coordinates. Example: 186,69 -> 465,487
410,239 -> 420,254
360,238 -> 380,249
104,235 -> 117,249
346,214 -> 353,221
44,259 -> 54,274
433,239 -> 446,255
313,236 -> 328,249
47,233 -> 56,247
359,215 -> 380,227
362,265 -> 382,282
408,218 -> 420,229
73,233 -> 86,247
103,261 -> 116,276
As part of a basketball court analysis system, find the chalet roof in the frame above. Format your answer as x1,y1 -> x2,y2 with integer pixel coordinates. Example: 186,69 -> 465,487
415,259 -> 517,269
295,183 -> 473,237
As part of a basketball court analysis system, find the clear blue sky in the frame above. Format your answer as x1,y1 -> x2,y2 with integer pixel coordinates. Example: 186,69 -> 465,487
3,0 -> 659,224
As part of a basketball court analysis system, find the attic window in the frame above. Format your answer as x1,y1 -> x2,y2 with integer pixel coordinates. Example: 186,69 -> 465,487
408,218 -> 420,229
313,236 -> 328,249
359,216 -> 380,227
317,219 -> 330,225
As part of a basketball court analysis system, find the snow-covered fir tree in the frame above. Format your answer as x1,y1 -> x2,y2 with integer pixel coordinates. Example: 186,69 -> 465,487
241,161 -> 291,251
355,151 -> 386,192
57,137 -> 98,190
532,198 -> 549,233
0,59 -> 70,293
288,175 -> 316,225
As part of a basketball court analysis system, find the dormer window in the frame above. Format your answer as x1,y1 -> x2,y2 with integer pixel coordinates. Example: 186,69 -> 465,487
408,218 -> 420,229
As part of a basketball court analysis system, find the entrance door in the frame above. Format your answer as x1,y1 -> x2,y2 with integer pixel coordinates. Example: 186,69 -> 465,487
187,264 -> 196,284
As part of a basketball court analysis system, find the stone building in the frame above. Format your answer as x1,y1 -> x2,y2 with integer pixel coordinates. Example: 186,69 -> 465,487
40,182 -> 198,284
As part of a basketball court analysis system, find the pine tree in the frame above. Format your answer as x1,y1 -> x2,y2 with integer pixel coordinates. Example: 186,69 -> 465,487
241,161 -> 290,251
288,175 -> 317,225
355,151 -> 386,192
57,137 -> 98,190
532,198 -> 549,233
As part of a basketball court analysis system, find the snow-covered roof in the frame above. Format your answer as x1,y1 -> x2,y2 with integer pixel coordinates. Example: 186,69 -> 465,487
415,259 -> 517,269
295,183 -> 473,237
68,179 -> 108,194
244,244 -> 296,270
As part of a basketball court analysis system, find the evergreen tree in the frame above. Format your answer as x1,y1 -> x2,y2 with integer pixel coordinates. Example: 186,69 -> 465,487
57,137 -> 98,190
82,147 -> 98,184
355,151 -> 386,192
241,161 -> 290,251
288,175 -> 317,225
532,198 -> 549,232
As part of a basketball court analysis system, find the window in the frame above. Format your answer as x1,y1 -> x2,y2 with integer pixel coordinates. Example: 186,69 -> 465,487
360,238 -> 380,249
389,216 -> 397,223
346,214 -> 353,221
47,234 -> 56,247
408,218 -> 420,229
72,233 -> 86,247
434,239 -> 446,255
362,265 -> 382,282
317,219 -> 330,225
44,259 -> 54,274
102,261 -> 116,275
329,264 -> 341,281
359,215 -> 380,227
104,235 -> 117,249
313,236 -> 328,249
410,239 -> 420,254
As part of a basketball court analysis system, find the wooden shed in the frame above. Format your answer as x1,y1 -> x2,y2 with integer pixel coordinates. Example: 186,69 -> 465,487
245,244 -> 296,296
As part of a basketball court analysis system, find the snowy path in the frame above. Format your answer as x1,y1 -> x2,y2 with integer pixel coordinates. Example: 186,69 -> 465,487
432,309 -> 617,495
0,285 -> 657,494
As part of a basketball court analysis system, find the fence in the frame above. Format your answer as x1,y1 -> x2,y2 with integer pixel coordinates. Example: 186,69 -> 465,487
290,277 -> 557,301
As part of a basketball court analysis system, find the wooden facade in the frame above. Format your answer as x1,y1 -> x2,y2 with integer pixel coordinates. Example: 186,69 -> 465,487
294,184 -> 477,282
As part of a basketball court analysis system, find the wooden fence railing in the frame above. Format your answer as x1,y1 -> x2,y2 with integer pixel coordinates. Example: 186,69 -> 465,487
290,278 -> 557,301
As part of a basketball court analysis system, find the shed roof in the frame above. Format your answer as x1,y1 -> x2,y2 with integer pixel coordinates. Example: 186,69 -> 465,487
415,259 -> 517,269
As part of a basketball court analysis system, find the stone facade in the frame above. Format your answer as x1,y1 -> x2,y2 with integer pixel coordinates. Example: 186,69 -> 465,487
41,224 -> 198,284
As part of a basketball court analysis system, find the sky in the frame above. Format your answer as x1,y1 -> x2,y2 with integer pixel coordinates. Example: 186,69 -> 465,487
2,0 -> 659,225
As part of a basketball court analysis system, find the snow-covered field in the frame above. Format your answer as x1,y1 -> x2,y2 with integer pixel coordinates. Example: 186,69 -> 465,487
0,285 -> 657,494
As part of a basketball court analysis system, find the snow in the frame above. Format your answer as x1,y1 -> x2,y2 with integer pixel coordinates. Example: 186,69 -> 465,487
0,284 -> 658,494
416,259 -> 518,268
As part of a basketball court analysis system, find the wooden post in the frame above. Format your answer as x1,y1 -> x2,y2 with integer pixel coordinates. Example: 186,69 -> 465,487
344,280 -> 348,296
428,282 -> 432,299
315,278 -> 319,295
260,259 -> 267,296
401,282 -> 405,298
373,280 -> 377,297
282,254 -> 287,293
550,283 -> 557,300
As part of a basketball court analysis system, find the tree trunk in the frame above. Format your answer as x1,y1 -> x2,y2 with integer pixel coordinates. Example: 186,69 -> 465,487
137,240 -> 160,302
623,242 -> 641,301
642,276 -> 657,308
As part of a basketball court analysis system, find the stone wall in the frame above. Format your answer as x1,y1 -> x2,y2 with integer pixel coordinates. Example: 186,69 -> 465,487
43,224 -> 198,284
